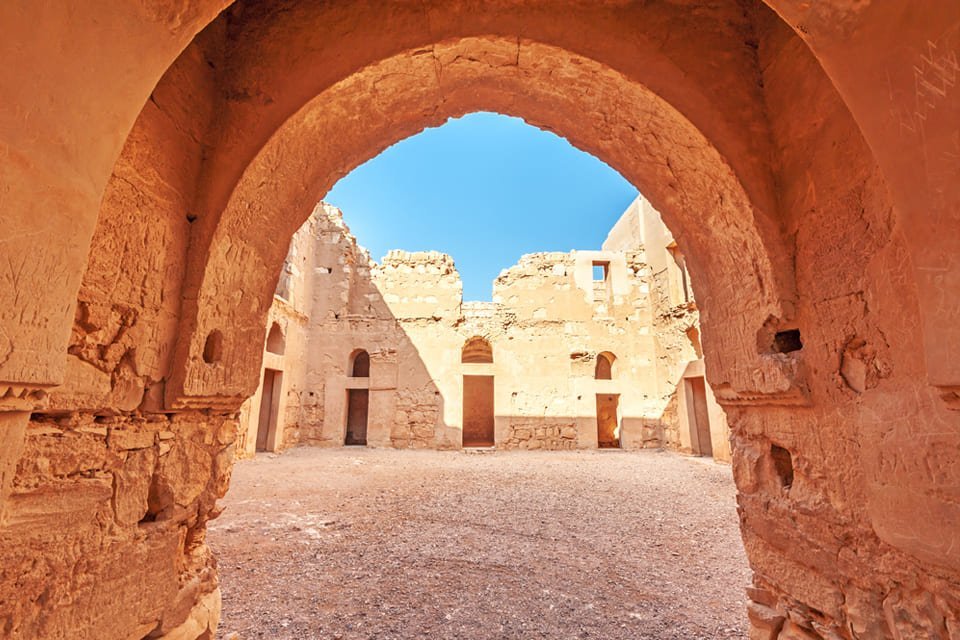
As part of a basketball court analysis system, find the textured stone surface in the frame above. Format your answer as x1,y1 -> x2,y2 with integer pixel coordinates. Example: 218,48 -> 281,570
237,203 -> 717,455
0,412 -> 236,639
0,1 -> 957,638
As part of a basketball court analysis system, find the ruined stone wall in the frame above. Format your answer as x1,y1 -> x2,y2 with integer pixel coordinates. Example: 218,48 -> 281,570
0,412 -> 235,639
366,247 -> 671,450
0,35 -> 236,640
725,11 -> 960,638
483,251 -> 663,450
371,251 -> 463,448
244,204 -> 694,453
603,195 -> 730,461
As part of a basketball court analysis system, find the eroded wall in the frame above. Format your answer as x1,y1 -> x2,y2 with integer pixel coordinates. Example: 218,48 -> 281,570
725,13 -> 960,637
1,412 -> 234,639
0,36 -> 232,639
603,195 -> 731,462
1,2 -> 958,638
245,203 -> 702,454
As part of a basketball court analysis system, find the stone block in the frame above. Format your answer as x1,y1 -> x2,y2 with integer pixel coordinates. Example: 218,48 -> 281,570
110,428 -> 156,451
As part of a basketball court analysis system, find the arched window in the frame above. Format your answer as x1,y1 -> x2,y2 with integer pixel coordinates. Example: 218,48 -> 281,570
266,323 -> 285,355
461,337 -> 493,364
595,352 -> 616,380
350,350 -> 370,377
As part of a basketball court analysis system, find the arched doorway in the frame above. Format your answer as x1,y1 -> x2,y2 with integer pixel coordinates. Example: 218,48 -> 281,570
684,376 -> 712,458
462,337 -> 495,447
256,322 -> 287,452
6,3 -> 959,637
345,349 -> 370,446
595,352 -> 619,448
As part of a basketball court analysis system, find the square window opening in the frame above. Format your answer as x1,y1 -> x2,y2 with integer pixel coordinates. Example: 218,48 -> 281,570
592,261 -> 609,282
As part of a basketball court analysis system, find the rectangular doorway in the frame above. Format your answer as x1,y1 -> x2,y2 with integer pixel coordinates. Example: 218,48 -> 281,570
345,389 -> 369,445
462,375 -> 494,447
256,369 -> 283,452
596,393 -> 620,448
685,376 -> 713,457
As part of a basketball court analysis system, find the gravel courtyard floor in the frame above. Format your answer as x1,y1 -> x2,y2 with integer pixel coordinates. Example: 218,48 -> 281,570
209,447 -> 750,639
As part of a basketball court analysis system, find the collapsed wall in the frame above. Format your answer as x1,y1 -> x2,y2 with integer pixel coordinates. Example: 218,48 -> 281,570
238,201 -> 726,457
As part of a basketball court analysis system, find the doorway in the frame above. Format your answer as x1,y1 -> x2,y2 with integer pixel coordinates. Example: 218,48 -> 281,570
596,393 -> 620,448
462,375 -> 494,447
685,376 -> 713,457
256,369 -> 283,452
345,389 -> 369,445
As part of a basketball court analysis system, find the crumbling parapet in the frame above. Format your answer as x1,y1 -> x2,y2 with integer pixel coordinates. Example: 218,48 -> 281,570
241,202 -> 716,457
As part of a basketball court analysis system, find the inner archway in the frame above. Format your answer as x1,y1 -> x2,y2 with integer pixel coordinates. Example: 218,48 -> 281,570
126,24 -> 888,640
4,3 -> 957,639
165,36 -> 797,412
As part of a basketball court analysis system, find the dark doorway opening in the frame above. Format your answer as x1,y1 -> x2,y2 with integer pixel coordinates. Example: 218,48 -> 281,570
686,376 -> 713,457
596,393 -> 620,448
463,375 -> 495,447
256,369 -> 282,452
345,389 -> 369,445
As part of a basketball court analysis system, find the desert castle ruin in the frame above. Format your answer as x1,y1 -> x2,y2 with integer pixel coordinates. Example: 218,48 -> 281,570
239,197 -> 729,460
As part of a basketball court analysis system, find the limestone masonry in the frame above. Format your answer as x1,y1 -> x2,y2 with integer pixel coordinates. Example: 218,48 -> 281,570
238,199 -> 728,460
2,3 -> 959,639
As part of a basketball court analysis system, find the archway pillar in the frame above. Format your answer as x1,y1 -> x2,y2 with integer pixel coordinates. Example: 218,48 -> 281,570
0,381 -> 50,524
0,411 -> 29,526
763,0 -> 960,408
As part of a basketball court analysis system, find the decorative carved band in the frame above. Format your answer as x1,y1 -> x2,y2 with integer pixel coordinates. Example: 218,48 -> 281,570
167,394 -> 244,412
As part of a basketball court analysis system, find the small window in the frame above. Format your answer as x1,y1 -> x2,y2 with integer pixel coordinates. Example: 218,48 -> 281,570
773,329 -> 803,354
462,337 -> 493,364
350,350 -> 370,377
770,445 -> 794,489
592,261 -> 609,282
595,352 -> 616,380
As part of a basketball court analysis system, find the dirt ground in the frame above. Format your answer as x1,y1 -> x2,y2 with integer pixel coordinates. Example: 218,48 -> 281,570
209,448 -> 751,639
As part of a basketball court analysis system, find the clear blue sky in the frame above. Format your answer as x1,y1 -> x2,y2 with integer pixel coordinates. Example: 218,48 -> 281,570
324,112 -> 638,301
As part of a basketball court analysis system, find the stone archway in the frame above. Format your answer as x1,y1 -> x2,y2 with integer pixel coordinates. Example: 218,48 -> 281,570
168,36 -> 796,410
0,2 -> 958,639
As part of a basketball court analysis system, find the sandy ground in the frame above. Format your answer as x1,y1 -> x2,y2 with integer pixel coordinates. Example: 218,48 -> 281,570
209,448 -> 750,639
